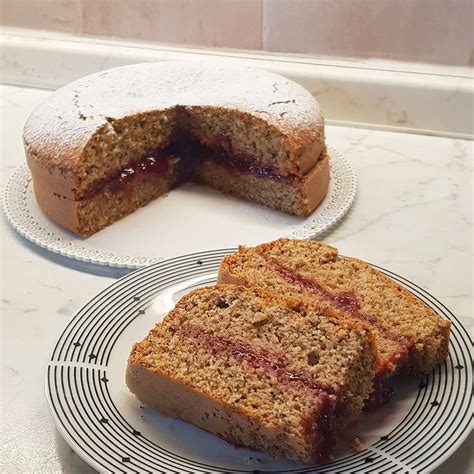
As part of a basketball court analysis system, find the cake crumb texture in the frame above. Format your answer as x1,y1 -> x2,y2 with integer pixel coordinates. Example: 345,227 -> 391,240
217,239 -> 451,379
126,285 -> 377,464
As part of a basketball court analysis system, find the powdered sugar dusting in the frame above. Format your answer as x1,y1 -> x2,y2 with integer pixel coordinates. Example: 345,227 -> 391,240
23,62 -> 323,167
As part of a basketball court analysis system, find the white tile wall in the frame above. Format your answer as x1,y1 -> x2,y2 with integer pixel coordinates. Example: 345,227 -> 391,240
1,0 -> 472,65
263,0 -> 473,66
1,0 -> 83,33
81,0 -> 262,49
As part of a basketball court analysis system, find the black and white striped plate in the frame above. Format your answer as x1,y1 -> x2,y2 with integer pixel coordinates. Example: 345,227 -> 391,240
46,249 -> 473,473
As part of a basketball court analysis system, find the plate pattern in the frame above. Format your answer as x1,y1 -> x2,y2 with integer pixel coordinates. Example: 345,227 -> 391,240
2,148 -> 356,269
45,250 -> 473,473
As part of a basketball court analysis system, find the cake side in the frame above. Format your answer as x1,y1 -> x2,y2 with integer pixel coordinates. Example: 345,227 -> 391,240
32,156 -> 183,236
30,145 -> 329,235
126,285 -> 377,464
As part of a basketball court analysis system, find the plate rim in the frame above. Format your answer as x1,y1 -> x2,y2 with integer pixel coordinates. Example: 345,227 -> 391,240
2,147 -> 357,270
44,250 -> 474,473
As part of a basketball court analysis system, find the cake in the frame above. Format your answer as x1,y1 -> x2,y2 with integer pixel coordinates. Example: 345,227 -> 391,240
126,285 -> 378,464
217,239 -> 451,406
23,62 -> 329,236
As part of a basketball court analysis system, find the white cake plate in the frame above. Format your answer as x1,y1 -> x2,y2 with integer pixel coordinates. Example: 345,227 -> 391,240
2,148 -> 356,269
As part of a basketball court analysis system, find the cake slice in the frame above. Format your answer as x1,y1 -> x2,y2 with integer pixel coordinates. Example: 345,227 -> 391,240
126,285 -> 378,464
217,239 -> 451,406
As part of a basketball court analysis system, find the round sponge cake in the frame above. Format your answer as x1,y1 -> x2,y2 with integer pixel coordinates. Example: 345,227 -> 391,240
23,61 -> 329,236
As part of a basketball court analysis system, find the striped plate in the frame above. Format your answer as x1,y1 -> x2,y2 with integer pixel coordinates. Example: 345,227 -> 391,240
45,249 -> 473,473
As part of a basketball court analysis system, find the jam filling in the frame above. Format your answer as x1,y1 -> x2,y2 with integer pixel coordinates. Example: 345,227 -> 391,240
258,252 -> 412,352
82,151 -> 171,200
81,136 -> 298,200
365,371 -> 395,411
177,323 -> 336,395
210,149 -> 294,182
173,137 -> 295,183
212,134 -> 293,181
209,138 -> 294,182
302,396 -> 338,464
176,322 -> 341,463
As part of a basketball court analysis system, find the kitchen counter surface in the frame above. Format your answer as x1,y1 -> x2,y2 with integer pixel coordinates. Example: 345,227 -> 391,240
1,83 -> 472,473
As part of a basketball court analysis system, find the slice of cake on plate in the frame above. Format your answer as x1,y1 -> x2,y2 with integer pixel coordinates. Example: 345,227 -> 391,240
217,239 -> 451,407
126,285 -> 378,464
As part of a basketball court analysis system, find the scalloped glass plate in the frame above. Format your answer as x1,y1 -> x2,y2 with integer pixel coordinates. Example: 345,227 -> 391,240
2,148 -> 356,269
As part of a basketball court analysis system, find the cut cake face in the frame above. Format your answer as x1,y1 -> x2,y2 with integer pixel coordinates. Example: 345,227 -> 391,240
126,285 -> 377,464
217,239 -> 451,407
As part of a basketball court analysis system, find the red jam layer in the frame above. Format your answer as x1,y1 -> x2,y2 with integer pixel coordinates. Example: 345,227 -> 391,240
259,252 -> 412,350
178,136 -> 296,183
177,323 -> 343,464
209,149 -> 294,183
302,396 -> 338,464
365,371 -> 395,411
178,323 -> 340,464
177,323 -> 336,395
82,151 -> 170,200
81,136 -> 299,200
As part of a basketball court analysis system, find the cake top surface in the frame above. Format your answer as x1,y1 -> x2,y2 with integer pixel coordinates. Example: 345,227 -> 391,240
23,61 -> 322,164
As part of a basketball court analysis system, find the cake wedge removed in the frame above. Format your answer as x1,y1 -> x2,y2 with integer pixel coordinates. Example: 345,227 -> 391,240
126,285 -> 378,464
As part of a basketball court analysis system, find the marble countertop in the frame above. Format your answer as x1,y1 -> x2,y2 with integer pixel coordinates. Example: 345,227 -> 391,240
1,83 -> 472,473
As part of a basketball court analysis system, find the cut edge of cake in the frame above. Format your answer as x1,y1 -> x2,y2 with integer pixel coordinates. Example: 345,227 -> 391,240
217,239 -> 451,407
126,284 -> 379,464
